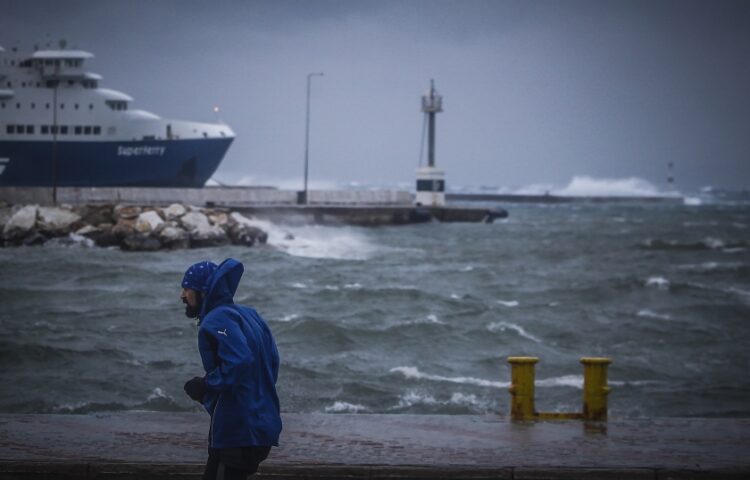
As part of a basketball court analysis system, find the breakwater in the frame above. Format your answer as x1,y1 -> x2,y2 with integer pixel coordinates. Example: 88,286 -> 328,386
0,203 -> 269,251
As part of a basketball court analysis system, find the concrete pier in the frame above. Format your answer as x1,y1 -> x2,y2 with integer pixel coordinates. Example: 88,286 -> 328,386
1,413 -> 748,479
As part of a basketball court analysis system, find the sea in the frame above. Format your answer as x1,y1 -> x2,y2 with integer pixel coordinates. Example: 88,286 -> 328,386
1,200 -> 748,418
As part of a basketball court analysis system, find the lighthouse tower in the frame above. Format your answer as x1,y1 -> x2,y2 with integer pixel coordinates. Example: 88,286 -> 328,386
415,80 -> 446,207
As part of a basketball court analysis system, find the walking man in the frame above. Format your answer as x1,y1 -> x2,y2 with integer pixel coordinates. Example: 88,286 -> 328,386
181,258 -> 282,480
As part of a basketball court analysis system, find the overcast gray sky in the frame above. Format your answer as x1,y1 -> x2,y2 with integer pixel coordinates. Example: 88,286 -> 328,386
3,0 -> 749,192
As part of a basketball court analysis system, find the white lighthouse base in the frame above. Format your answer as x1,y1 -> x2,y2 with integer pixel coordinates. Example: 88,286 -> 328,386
415,166 -> 446,207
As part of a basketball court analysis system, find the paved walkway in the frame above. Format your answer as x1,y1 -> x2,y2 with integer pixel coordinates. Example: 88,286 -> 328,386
1,413 -> 749,479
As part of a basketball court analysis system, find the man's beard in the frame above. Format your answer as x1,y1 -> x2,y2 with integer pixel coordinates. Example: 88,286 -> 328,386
184,298 -> 202,319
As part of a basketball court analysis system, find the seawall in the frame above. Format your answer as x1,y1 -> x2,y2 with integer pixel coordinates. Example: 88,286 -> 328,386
1,413 -> 748,479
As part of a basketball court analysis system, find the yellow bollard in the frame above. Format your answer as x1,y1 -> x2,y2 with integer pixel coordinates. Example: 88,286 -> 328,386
580,357 -> 612,421
507,357 -> 539,420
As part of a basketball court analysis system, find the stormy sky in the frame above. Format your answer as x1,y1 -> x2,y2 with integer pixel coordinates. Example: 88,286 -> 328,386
2,0 -> 749,192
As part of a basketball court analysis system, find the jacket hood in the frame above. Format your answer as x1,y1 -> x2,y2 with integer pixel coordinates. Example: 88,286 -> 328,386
200,258 -> 244,318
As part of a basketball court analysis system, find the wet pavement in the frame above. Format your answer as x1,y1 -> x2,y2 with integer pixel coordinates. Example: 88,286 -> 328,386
1,413 -> 749,479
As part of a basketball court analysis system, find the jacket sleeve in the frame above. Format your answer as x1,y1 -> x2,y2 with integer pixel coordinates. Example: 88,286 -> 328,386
201,315 -> 254,391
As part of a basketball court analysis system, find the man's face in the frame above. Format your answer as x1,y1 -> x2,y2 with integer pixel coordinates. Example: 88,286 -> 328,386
181,288 -> 201,318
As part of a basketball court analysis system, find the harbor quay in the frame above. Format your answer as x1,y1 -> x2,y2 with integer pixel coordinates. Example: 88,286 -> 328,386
1,412 -> 749,479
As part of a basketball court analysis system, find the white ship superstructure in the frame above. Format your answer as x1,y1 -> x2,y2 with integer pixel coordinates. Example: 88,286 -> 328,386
0,42 -> 234,187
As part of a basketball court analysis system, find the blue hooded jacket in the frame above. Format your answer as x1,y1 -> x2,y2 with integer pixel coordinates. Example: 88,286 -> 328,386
197,258 -> 282,448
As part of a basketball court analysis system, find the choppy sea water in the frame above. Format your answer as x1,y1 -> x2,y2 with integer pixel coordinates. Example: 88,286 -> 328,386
1,202 -> 748,418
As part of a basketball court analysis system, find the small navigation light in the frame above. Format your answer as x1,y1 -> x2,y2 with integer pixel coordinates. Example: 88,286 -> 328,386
213,106 -> 220,113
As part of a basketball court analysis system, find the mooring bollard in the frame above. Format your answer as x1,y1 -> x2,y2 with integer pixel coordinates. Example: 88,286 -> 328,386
507,356 -> 613,421
580,357 -> 612,421
507,356 -> 539,420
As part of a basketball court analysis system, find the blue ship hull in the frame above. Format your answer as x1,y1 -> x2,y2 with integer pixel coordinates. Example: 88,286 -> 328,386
0,138 -> 233,187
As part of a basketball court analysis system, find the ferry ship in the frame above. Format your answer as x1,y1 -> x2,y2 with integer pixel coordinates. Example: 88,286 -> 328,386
0,42 -> 234,187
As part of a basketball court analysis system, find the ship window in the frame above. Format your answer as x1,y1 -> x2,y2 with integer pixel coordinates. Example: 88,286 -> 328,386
51,126 -> 58,134
0,102 -> 4,108
21,82 -> 26,87
108,126 -> 116,134
46,103 -> 50,109
16,103 -> 20,109
93,126 -> 101,135
74,104 -> 79,110
42,125 -> 49,134
45,59 -> 53,66
68,80 -> 74,86
60,126 -> 68,134
74,126 -> 82,135
84,126 -> 92,134
26,125 -> 34,134
89,104 -> 94,109
60,103 -> 64,109
6,125 -> 14,134
31,103 -> 35,109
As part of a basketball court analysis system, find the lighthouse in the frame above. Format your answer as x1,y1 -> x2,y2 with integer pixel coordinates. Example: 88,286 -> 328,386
415,80 -> 446,207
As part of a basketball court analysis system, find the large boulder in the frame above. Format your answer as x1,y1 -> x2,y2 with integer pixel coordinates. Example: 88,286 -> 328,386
112,217 -> 137,239
208,212 -> 229,227
113,205 -> 142,220
158,225 -> 190,250
135,211 -> 165,233
162,203 -> 187,221
180,211 -> 228,248
229,212 -> 268,244
75,205 -> 115,226
0,207 -> 12,231
2,205 -> 38,241
76,223 -> 119,248
180,211 -> 211,231
37,207 -> 82,236
122,234 -> 162,252
190,225 -> 229,248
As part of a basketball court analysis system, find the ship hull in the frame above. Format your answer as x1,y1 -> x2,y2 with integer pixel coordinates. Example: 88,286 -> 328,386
0,138 -> 233,188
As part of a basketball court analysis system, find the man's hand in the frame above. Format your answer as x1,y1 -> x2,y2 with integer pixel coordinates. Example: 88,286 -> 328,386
184,376 -> 206,402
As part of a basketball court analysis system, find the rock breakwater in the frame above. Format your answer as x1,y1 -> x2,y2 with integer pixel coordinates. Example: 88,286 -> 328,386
0,202 -> 268,251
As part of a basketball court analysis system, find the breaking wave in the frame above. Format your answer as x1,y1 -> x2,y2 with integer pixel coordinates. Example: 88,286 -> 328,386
324,401 -> 368,413
486,321 -> 541,343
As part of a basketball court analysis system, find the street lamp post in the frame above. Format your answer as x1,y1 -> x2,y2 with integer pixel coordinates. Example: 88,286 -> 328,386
303,72 -> 323,205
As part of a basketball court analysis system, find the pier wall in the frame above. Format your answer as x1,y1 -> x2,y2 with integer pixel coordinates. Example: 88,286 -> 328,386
0,187 -> 413,207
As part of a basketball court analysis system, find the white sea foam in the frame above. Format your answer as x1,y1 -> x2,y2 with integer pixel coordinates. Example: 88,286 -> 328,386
683,196 -> 702,206
395,391 -> 481,409
637,309 -> 672,320
391,366 -> 593,390
496,300 -> 519,307
403,314 -> 445,326
390,366 -> 509,388
396,391 -> 439,408
324,401 -> 368,413
146,387 -> 170,401
426,314 -> 442,324
232,216 -> 379,260
704,237 -> 725,249
278,314 -> 299,322
554,176 -> 667,197
290,282 -> 307,289
487,321 -> 541,343
344,283 -> 363,290
450,293 -> 461,300
460,265 -> 474,272
324,285 -> 340,291
645,276 -> 670,289
536,375 -> 583,388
